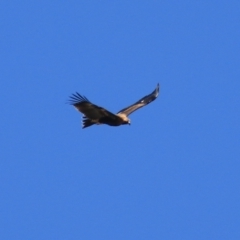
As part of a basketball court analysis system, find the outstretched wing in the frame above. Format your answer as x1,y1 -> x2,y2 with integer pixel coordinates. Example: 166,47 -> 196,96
69,92 -> 121,125
117,83 -> 160,116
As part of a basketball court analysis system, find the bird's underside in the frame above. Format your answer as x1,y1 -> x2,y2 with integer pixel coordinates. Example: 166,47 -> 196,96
69,83 -> 160,129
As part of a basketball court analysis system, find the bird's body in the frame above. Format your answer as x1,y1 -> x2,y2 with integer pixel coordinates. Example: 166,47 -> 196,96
69,83 -> 160,129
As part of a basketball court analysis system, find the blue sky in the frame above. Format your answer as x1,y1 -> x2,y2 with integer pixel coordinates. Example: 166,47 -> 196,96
1,1 -> 240,239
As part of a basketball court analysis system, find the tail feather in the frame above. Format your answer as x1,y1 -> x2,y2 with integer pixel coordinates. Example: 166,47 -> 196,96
82,118 -> 95,129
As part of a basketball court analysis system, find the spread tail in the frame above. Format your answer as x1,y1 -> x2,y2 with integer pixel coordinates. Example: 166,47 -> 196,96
82,117 -> 95,129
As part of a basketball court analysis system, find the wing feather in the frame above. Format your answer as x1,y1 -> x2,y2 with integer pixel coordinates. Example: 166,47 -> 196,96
68,92 -> 120,121
117,83 -> 160,116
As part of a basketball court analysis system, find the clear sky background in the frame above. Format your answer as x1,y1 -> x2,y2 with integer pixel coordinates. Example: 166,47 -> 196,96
1,1 -> 240,239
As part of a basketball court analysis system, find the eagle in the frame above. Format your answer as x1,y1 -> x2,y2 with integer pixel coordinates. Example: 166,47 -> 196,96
69,83 -> 160,129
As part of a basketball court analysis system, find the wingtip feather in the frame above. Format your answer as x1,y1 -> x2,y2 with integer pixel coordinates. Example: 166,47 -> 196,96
68,92 -> 90,105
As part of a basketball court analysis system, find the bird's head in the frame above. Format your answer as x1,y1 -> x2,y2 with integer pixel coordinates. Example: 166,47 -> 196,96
123,118 -> 131,125
117,113 -> 131,126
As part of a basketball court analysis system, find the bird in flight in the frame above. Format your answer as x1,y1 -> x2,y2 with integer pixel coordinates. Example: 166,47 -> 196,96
69,83 -> 160,129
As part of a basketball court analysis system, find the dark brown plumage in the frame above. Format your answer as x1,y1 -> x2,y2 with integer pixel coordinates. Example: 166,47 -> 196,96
69,83 -> 160,129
